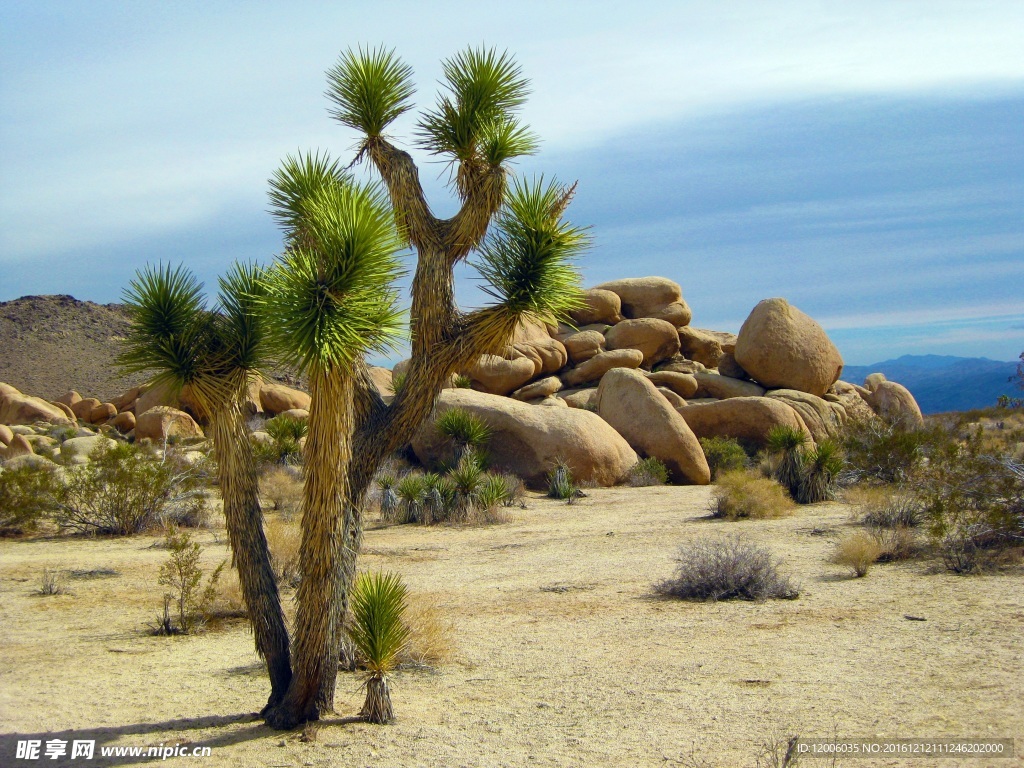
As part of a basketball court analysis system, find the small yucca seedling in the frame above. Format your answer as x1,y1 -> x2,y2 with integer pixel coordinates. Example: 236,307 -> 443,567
452,374 -> 473,388
391,372 -> 408,396
796,439 -> 844,504
547,459 -> 581,503
436,407 -> 491,464
766,425 -> 807,496
376,473 -> 399,523
349,570 -> 411,724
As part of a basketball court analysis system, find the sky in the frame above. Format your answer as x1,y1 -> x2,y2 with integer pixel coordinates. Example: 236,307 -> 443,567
1,1 -> 1022,366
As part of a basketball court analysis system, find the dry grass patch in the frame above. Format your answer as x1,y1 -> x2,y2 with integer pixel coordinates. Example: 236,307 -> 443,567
259,466 -> 303,518
711,470 -> 795,520
832,530 -> 882,577
401,593 -> 456,668
265,517 -> 301,588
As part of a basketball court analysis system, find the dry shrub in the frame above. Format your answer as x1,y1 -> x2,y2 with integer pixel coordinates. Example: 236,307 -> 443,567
259,466 -> 303,518
870,525 -> 921,562
656,535 -> 799,601
711,470 -> 795,520
832,531 -> 881,577
846,484 -> 923,528
401,593 -> 455,668
265,517 -> 301,587
206,567 -> 248,623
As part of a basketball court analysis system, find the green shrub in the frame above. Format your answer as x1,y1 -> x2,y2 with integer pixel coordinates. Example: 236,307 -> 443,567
255,415 -> 307,466
0,464 -> 58,535
711,470 -> 795,520
656,535 -> 799,601
452,374 -> 473,389
154,528 -> 225,634
54,443 -> 206,535
841,417 -> 934,483
394,473 -> 426,524
628,457 -> 669,486
795,440 -> 843,504
700,436 -> 748,480
436,407 -> 491,465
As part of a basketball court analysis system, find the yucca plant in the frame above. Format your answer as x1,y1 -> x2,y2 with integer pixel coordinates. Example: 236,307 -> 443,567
448,453 -> 485,519
262,415 -> 309,465
394,473 -> 427,524
547,458 -> 581,503
436,407 -> 491,465
796,439 -> 844,504
376,472 -> 399,523
421,472 -> 456,524
256,44 -> 586,728
118,263 -> 291,712
766,425 -> 808,496
452,374 -> 473,388
348,570 -> 411,724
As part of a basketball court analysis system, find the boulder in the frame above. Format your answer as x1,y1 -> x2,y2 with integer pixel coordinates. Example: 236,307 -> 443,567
864,373 -> 887,391
276,408 -> 309,421
260,382 -> 312,416
512,320 -> 568,376
862,377 -> 924,428
61,435 -> 117,465
3,454 -> 55,471
604,318 -> 681,366
766,389 -> 847,442
56,391 -> 82,407
0,387 -> 73,426
368,366 -> 394,398
2,433 -> 34,460
412,389 -> 637,487
716,351 -> 749,380
677,327 -> 727,368
465,354 -> 537,396
532,396 -> 568,408
657,387 -> 688,409
0,424 -> 12,446
89,403 -> 118,424
50,401 -> 76,420
109,411 -> 137,434
734,298 -> 844,397
829,381 -> 877,424
654,356 -> 707,375
110,385 -> 143,413
512,376 -> 563,401
392,359 -> 412,380
134,407 -> 204,443
556,387 -> 600,410
595,277 -> 692,326
596,368 -> 710,484
677,396 -> 811,448
562,348 -> 644,388
563,330 -> 606,365
693,372 -> 766,400
569,288 -> 624,326
646,371 -> 699,399
70,397 -> 102,420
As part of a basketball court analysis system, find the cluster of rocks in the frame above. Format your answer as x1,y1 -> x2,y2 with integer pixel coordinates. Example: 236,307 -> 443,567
407,278 -> 924,487
2,276 -> 925,488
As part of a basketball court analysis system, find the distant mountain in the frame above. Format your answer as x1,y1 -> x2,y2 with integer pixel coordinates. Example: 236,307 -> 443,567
841,354 -> 1021,414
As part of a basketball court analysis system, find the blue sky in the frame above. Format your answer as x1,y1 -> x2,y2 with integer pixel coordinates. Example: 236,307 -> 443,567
1,1 -> 1022,365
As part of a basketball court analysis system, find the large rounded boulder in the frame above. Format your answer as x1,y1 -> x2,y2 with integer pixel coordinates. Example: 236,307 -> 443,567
677,396 -> 811,448
0,385 -> 73,426
562,348 -> 644,388
465,354 -> 537,396
734,298 -> 843,397
135,406 -> 204,442
605,318 -> 681,366
411,389 -> 637,488
596,368 -> 710,484
595,277 -> 692,327
260,382 -> 312,416
569,288 -> 624,326
862,375 -> 924,428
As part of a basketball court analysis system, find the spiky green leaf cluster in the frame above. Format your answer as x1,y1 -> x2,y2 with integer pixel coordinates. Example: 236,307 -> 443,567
475,176 -> 587,325
326,46 -> 415,137
349,570 -> 411,675
118,263 -> 268,408
263,153 -> 405,374
436,407 -> 491,449
416,47 -> 538,174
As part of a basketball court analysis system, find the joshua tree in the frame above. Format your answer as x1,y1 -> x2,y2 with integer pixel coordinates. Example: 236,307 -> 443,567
259,45 -> 586,728
118,264 -> 291,711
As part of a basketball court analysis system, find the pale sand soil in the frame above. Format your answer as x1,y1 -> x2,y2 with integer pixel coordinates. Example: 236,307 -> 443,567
1,486 -> 1021,767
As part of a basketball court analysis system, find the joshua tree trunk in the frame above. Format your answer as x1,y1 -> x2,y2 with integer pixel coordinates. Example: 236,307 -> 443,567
209,400 -> 292,711
265,366 -> 353,728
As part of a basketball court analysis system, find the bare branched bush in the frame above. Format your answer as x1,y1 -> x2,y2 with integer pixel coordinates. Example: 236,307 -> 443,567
38,568 -> 68,596
656,535 -> 799,601
711,470 -> 795,520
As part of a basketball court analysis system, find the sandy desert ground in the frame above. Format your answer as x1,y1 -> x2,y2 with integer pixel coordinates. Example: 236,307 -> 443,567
1,486 -> 1021,767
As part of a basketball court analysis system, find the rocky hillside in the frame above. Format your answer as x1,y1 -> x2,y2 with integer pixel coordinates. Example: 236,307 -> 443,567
0,295 -> 147,401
